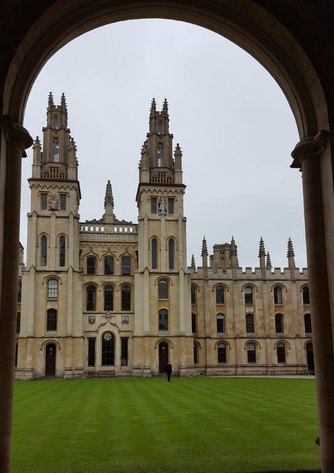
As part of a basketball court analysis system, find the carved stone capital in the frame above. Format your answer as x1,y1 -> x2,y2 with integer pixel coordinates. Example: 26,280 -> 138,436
290,130 -> 329,169
3,115 -> 33,157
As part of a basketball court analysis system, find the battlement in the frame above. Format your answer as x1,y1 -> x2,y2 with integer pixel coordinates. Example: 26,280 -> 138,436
190,265 -> 308,280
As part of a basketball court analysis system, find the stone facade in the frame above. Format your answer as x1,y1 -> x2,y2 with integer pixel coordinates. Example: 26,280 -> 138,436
16,95 -> 313,379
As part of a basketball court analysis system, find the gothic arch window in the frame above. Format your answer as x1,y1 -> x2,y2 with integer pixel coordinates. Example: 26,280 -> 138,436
276,342 -> 286,363
87,256 -> 96,275
217,343 -> 227,363
304,313 -> 312,334
158,309 -> 168,331
59,235 -> 66,267
52,137 -> 60,162
244,286 -> 253,305
245,313 -> 254,334
151,238 -> 158,270
158,279 -> 169,299
274,286 -> 283,305
121,285 -> 131,311
52,116 -> 59,129
46,308 -> 57,331
191,285 -> 197,305
247,342 -> 256,363
86,285 -> 96,311
101,332 -> 115,366
104,286 -> 114,311
157,142 -> 163,167
47,279 -> 58,299
168,238 -> 175,270
104,256 -> 114,275
303,286 -> 310,305
217,313 -> 225,333
275,313 -> 284,333
216,285 -> 225,304
41,235 -> 47,266
121,255 -> 131,275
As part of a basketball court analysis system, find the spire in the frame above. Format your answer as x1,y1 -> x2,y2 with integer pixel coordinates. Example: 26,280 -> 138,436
48,91 -> 54,109
150,98 -> 156,116
266,252 -> 272,270
230,236 -> 239,269
287,237 -> 296,269
258,237 -> 266,269
61,92 -> 67,110
162,98 -> 168,114
103,180 -> 115,224
201,236 -> 208,268
191,254 -> 196,271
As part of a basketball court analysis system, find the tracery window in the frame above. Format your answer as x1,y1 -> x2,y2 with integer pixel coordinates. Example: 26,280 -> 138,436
52,137 -> 60,162
101,332 -> 114,366
47,279 -> 58,299
157,143 -> 163,167
216,285 -> 225,304
217,343 -> 227,363
247,342 -> 256,363
274,286 -> 283,305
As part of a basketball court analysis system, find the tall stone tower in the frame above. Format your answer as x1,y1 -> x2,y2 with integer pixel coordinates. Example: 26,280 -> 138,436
18,93 -> 83,379
134,99 -> 193,375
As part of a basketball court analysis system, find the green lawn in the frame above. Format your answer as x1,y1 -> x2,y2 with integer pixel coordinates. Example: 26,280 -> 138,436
12,377 -> 320,473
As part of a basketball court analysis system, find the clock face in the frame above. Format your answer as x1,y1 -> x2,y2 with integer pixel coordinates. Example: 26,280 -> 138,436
104,332 -> 112,341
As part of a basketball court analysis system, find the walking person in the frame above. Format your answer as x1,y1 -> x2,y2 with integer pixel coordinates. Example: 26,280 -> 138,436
165,361 -> 172,382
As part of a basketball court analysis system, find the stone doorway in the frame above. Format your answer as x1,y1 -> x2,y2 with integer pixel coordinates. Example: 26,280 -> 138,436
45,343 -> 56,376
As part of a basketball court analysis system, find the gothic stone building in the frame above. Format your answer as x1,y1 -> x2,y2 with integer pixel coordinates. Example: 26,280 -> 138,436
16,95 -> 314,379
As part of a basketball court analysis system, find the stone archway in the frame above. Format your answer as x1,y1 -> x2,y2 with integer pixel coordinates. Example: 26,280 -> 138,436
1,2 -> 334,472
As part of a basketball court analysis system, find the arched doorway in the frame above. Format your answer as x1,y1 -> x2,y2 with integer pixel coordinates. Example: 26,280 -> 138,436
101,332 -> 115,366
159,341 -> 169,373
45,343 -> 56,377
306,342 -> 315,374
1,3 -> 334,472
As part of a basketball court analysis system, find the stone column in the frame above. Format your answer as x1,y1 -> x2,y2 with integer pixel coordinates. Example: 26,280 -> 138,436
0,116 -> 32,473
291,130 -> 334,473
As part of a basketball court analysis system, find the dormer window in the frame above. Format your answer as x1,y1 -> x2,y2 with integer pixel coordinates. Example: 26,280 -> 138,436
157,143 -> 163,167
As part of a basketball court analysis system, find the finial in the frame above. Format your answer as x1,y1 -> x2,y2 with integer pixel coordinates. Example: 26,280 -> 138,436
163,98 -> 168,114
69,137 -> 77,151
104,180 -> 114,209
174,143 -> 182,158
266,252 -> 272,269
32,136 -> 41,150
201,236 -> 208,257
258,237 -> 266,257
48,92 -> 54,108
191,254 -> 196,271
150,98 -> 156,115
61,92 -> 67,109
287,237 -> 295,257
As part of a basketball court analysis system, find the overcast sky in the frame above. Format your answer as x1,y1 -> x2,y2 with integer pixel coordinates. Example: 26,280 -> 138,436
21,19 -> 306,269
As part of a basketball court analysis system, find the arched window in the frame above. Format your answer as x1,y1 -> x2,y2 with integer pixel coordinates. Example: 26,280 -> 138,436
121,255 -> 131,275
121,285 -> 131,311
168,238 -> 175,270
59,235 -> 66,267
303,286 -> 310,304
217,343 -> 227,363
101,332 -> 115,366
158,279 -> 168,299
277,343 -> 286,363
16,312 -> 21,334
86,285 -> 96,311
274,286 -> 283,305
104,286 -> 114,311
41,235 -> 47,266
244,286 -> 253,305
247,342 -> 256,363
304,313 -> 312,333
17,281 -> 22,302
245,313 -> 254,334
191,285 -> 197,305
104,256 -> 114,275
52,137 -> 60,162
216,285 -> 225,304
151,238 -> 158,270
47,279 -> 58,299
275,313 -> 284,333
217,313 -> 225,333
46,308 -> 57,331
157,142 -> 163,167
158,309 -> 168,331
192,313 -> 197,333
87,256 -> 96,275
